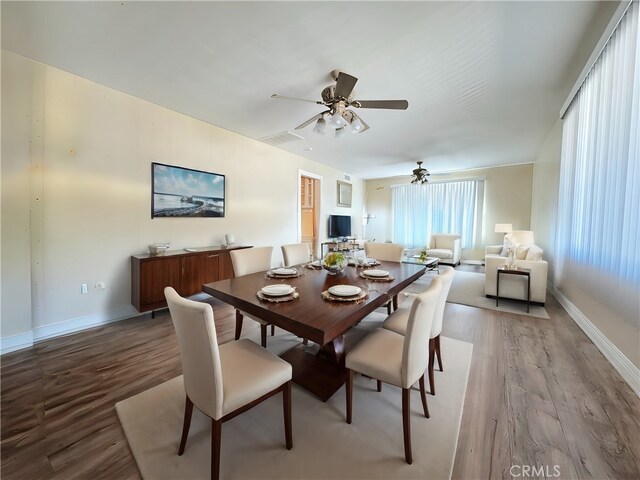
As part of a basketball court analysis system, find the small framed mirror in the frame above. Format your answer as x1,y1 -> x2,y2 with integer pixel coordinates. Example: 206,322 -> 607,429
337,180 -> 352,208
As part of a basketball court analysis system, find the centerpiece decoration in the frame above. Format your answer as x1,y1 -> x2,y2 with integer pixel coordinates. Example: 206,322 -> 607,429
418,249 -> 429,262
322,251 -> 348,275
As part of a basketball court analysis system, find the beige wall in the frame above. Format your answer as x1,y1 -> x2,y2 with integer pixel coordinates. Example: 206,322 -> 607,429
532,119 -> 640,368
364,164 -> 534,260
0,51 -> 364,346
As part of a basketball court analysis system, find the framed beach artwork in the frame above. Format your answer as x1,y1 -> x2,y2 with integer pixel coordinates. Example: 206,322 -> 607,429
151,162 -> 225,218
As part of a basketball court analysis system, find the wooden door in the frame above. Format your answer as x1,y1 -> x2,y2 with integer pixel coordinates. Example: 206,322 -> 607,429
301,176 -> 318,255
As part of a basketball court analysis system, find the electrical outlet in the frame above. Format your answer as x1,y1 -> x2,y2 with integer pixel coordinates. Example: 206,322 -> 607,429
81,283 -> 88,294
95,281 -> 106,289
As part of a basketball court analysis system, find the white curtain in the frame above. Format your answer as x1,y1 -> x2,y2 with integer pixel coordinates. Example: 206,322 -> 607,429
392,180 -> 482,249
557,1 -> 639,284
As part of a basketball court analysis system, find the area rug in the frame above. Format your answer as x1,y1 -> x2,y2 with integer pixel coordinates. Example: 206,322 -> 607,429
446,270 -> 549,319
116,319 -> 473,480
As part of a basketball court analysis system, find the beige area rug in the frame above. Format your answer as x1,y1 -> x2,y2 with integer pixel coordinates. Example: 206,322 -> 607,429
405,270 -> 550,319
116,315 -> 473,480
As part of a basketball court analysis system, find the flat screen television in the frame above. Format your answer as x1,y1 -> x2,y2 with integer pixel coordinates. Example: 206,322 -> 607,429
151,162 -> 225,218
328,214 -> 352,238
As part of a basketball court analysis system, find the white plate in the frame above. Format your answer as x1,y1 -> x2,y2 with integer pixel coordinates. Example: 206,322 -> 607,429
261,285 -> 294,297
363,269 -> 390,278
271,268 -> 297,276
328,285 -> 362,297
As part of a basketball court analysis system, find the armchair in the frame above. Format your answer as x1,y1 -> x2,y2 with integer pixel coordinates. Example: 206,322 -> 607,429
484,230 -> 548,304
427,234 -> 461,266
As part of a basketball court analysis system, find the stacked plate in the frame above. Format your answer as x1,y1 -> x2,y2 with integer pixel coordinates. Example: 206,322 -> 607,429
362,269 -> 390,278
269,267 -> 299,278
261,284 -> 295,297
327,285 -> 362,297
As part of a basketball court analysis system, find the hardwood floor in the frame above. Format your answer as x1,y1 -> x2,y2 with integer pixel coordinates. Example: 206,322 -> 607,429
2,266 -> 639,479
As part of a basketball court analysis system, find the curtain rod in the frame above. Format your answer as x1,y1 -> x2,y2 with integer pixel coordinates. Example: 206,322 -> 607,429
559,0 -> 633,119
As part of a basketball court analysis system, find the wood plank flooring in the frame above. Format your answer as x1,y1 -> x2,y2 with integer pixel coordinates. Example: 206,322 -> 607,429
2,265 -> 639,479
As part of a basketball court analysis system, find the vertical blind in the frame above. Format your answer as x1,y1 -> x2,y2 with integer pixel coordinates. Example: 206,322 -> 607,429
391,180 -> 482,249
557,0 -> 639,283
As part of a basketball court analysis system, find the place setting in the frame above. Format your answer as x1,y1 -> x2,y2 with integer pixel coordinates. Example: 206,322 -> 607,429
321,284 -> 368,303
359,268 -> 394,282
256,284 -> 299,303
267,267 -> 303,278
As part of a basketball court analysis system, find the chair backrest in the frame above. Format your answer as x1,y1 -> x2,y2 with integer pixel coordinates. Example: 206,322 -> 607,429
431,266 -> 455,338
230,246 -> 273,276
401,277 -> 442,388
281,243 -> 310,267
510,230 -> 534,245
364,242 -> 405,262
164,287 -> 223,419
429,234 -> 461,250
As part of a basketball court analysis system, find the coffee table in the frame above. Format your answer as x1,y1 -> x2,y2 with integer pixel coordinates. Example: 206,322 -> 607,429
402,255 -> 439,274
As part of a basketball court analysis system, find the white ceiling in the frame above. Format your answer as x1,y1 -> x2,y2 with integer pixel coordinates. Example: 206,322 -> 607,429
2,1 -> 607,179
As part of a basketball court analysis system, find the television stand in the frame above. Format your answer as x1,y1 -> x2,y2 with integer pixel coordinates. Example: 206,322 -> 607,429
321,238 -> 363,258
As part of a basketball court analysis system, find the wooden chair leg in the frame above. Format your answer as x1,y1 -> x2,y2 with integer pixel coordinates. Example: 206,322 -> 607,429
260,324 -> 267,348
302,338 -> 308,345
419,375 -> 430,418
346,369 -> 353,424
435,334 -> 443,371
402,388 -> 413,464
234,310 -> 243,340
178,396 -> 194,455
428,338 -> 436,395
211,419 -> 222,480
271,324 -> 275,336
377,380 -> 382,392
386,302 -> 392,315
283,381 -> 293,450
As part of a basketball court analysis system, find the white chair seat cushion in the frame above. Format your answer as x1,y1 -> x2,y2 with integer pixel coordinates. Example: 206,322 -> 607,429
346,328 -> 404,388
428,248 -> 453,259
382,305 -> 410,336
239,309 -> 269,326
218,339 -> 292,417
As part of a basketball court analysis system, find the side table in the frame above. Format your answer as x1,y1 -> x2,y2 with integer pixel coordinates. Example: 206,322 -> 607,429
496,266 -> 531,313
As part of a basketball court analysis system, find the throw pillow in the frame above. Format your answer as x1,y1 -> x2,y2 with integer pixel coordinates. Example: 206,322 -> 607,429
526,245 -> 543,261
516,245 -> 530,260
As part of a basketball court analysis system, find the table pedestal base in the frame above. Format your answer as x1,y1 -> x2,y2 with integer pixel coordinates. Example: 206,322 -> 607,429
280,347 -> 346,402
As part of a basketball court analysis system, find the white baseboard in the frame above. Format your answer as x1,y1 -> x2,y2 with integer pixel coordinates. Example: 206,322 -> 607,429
33,305 -> 142,341
1,305 -> 144,355
0,331 -> 35,354
551,286 -> 640,397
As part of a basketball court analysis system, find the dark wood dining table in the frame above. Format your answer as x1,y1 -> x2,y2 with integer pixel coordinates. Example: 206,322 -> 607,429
203,261 -> 426,401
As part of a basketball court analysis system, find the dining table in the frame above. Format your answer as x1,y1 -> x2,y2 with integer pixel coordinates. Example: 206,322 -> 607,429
203,260 -> 426,401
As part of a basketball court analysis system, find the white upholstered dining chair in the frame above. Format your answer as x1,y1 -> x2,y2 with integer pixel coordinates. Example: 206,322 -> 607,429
383,265 -> 455,395
345,277 -> 442,464
363,242 -> 406,315
230,246 -> 274,346
281,243 -> 310,267
164,287 -> 293,480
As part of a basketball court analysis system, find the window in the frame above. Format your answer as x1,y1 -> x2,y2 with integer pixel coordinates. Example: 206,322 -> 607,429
391,180 -> 484,249
557,1 -> 639,284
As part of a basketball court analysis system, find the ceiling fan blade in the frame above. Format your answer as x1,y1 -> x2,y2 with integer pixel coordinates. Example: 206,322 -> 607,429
334,72 -> 358,99
294,113 -> 323,130
355,100 -> 409,110
271,94 -> 324,105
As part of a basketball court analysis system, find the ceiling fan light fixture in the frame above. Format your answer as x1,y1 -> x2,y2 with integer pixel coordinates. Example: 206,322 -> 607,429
351,116 -> 364,133
410,161 -> 430,184
335,125 -> 351,138
313,116 -> 328,135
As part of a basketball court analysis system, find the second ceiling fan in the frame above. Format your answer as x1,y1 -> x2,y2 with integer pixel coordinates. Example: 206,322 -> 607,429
272,70 -> 408,137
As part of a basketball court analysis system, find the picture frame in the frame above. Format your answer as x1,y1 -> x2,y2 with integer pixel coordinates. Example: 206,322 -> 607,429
151,162 -> 225,218
337,180 -> 352,208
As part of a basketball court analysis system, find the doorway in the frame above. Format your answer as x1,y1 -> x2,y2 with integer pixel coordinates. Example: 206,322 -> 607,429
299,172 -> 321,258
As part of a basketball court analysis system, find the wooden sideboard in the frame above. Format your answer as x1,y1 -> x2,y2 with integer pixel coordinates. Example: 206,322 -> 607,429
131,245 -> 251,313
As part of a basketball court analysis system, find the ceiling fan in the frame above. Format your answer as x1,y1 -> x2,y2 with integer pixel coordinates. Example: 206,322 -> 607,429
411,161 -> 430,184
271,70 -> 408,137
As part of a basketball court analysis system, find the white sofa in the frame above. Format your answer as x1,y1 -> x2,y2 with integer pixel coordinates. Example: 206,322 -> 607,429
427,234 -> 461,266
484,230 -> 548,304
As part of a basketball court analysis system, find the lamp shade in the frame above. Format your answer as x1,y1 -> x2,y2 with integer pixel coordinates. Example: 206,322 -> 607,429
495,223 -> 513,233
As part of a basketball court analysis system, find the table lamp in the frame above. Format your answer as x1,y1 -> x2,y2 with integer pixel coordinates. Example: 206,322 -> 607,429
495,223 -> 512,243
